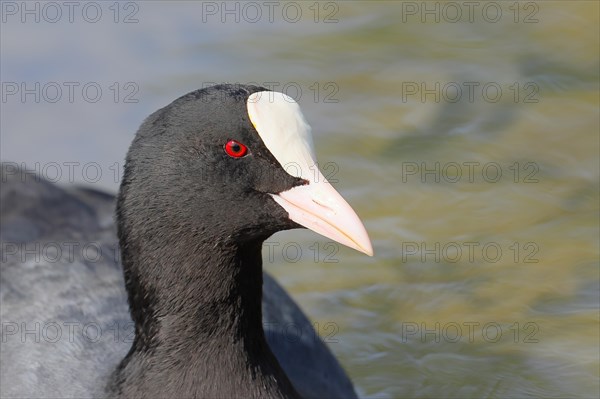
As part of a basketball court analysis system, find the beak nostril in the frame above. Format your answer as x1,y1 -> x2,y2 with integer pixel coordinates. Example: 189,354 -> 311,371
312,198 -> 335,213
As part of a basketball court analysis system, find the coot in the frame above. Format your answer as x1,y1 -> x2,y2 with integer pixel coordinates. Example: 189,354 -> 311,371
0,84 -> 372,398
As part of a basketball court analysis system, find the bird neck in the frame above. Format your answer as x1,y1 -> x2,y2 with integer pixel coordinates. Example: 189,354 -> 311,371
134,240 -> 267,345
111,236 -> 299,398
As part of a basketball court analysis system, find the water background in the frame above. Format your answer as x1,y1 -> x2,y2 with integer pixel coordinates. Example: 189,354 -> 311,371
1,2 -> 598,397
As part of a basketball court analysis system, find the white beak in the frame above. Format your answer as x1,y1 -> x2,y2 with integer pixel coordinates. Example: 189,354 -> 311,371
247,91 -> 373,256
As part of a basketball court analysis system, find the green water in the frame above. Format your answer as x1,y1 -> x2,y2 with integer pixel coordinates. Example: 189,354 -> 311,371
250,2 -> 599,398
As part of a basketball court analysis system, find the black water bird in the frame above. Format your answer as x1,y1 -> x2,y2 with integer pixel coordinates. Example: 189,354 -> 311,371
0,84 -> 373,399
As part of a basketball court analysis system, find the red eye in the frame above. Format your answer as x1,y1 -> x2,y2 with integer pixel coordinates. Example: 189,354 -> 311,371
224,140 -> 248,158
